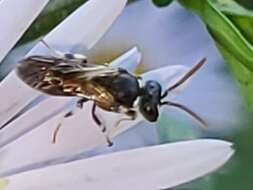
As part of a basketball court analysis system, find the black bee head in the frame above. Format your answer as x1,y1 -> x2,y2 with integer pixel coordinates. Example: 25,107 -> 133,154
139,80 -> 162,122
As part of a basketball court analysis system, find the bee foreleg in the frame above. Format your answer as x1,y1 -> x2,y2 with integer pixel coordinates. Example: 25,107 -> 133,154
105,109 -> 137,147
91,103 -> 106,133
114,110 -> 137,128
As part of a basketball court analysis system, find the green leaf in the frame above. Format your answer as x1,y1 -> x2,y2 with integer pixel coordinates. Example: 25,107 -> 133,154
17,0 -> 138,45
178,0 -> 253,111
213,0 -> 253,44
19,0 -> 87,45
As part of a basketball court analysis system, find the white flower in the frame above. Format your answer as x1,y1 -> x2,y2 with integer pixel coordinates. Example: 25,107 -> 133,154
0,0 -> 234,189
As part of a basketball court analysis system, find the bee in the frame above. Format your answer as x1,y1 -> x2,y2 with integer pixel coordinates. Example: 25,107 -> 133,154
16,40 -> 207,146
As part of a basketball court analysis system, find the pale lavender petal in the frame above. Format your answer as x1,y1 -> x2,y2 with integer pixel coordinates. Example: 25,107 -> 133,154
1,140 -> 234,190
0,0 -> 49,63
0,97 -> 72,149
0,72 -> 40,127
28,0 -> 128,55
0,0 -> 127,129
110,47 -> 141,70
0,64 -> 188,176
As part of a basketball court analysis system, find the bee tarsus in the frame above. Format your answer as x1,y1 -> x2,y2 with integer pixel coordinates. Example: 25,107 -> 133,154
106,135 -> 114,147
52,123 -> 62,144
64,111 -> 73,118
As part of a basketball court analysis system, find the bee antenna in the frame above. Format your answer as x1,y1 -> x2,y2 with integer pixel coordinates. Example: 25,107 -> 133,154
40,39 -> 65,59
40,39 -> 52,50
161,58 -> 207,99
160,101 -> 208,128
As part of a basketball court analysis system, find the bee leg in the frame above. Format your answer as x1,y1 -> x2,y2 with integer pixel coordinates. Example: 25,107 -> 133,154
115,110 -> 137,128
64,111 -> 73,118
92,103 -> 107,133
105,110 -> 137,146
65,97 -> 89,117
52,98 -> 89,144
76,97 -> 89,109
106,136 -> 114,147
52,112 -> 73,144
51,111 -> 73,144
52,123 -> 62,144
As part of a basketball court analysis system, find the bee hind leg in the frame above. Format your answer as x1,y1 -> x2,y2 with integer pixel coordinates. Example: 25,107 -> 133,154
62,97 -> 89,119
51,98 -> 89,144
52,123 -> 62,144
51,112 -> 73,144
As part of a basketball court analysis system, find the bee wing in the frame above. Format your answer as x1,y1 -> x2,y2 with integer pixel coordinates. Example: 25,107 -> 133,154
16,56 -> 60,85
16,56 -> 119,97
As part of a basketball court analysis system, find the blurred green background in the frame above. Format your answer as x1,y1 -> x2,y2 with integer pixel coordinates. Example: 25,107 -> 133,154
1,0 -> 253,189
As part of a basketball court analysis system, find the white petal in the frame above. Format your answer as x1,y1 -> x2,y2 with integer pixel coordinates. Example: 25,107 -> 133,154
110,47 -> 141,71
0,65 -> 191,176
0,72 -> 40,127
28,0 -> 128,55
0,0 -> 127,129
0,97 -> 72,149
0,0 -> 49,63
0,48 -> 141,175
2,140 -> 234,190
